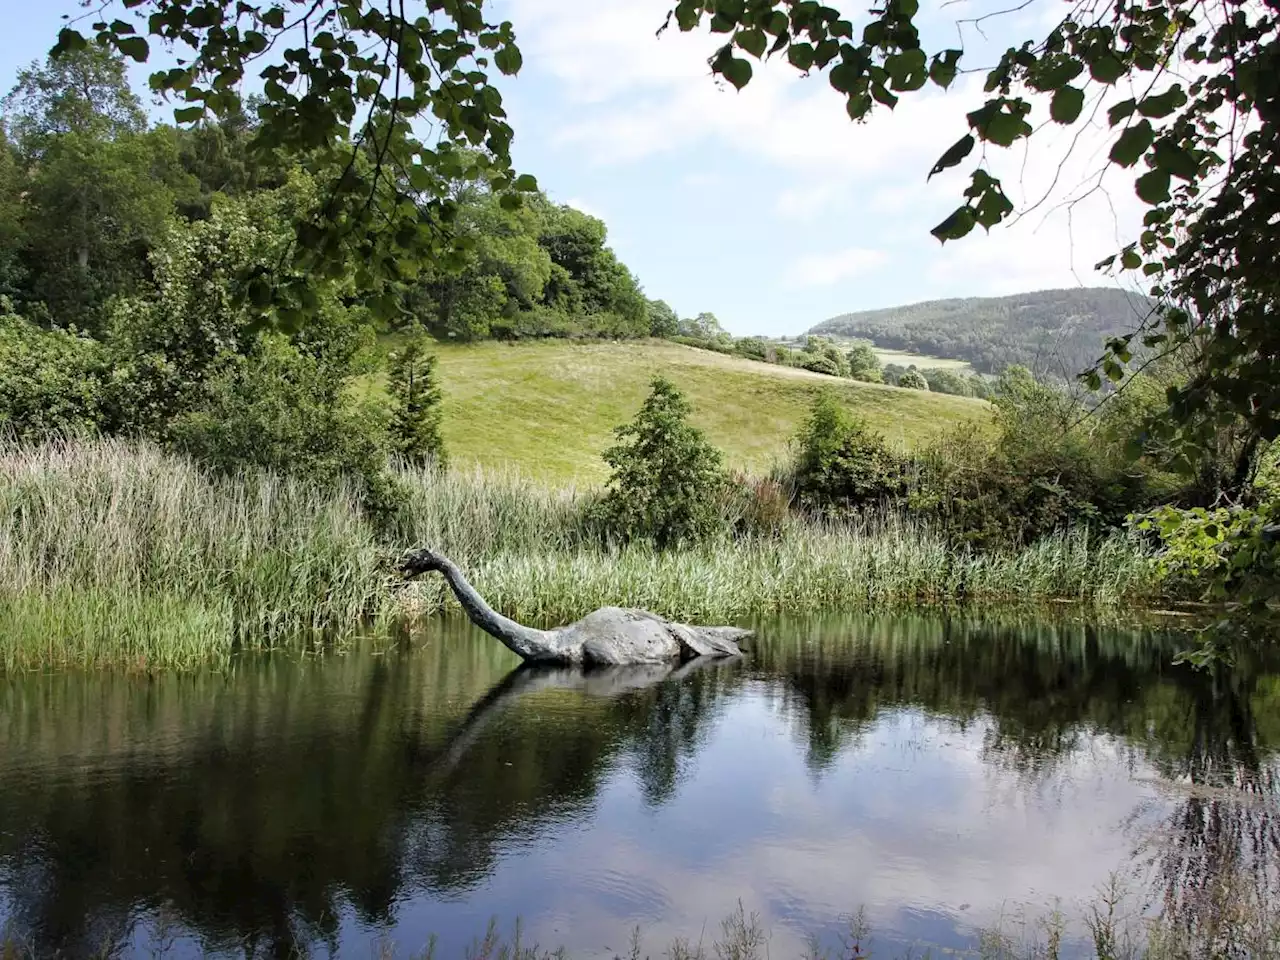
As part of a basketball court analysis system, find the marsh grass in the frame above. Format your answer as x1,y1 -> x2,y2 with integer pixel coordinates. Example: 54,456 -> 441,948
0,439 -> 388,670
0,439 -> 1164,671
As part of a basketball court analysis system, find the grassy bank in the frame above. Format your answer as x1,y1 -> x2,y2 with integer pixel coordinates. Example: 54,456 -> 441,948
357,339 -> 993,482
0,439 -> 1164,671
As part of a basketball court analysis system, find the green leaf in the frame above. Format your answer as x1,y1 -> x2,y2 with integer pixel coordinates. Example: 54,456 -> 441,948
974,185 -> 1014,228
735,27 -> 767,58
1135,167 -> 1172,204
1049,85 -> 1084,124
787,43 -> 815,71
674,0 -> 701,30
260,6 -> 285,29
886,49 -> 927,92
870,82 -> 899,107
813,39 -> 840,67
174,106 -> 205,123
494,45 -> 522,75
247,277 -> 273,309
929,50 -> 961,89
51,28 -> 88,57
829,59 -> 859,94
715,0 -> 745,20
1089,54 -> 1125,84
981,109 -> 1031,146
720,55 -> 752,90
513,173 -> 538,191
499,192 -> 522,211
1121,248 -> 1141,270
116,36 -> 150,62
928,133 -> 975,179
1029,56 -> 1083,91
1107,99 -> 1136,126
1137,85 -> 1187,119
931,206 -> 976,243
1109,120 -> 1154,167
1152,141 -> 1200,180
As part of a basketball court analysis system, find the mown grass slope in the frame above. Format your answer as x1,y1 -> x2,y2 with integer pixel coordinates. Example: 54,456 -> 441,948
367,339 -> 992,482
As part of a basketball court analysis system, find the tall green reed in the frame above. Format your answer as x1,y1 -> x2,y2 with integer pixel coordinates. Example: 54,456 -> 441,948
0,439 -> 1165,670
0,439 -> 387,670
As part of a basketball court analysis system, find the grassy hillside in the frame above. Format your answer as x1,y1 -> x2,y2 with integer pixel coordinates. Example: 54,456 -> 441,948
809,287 -> 1154,378
365,340 -> 992,483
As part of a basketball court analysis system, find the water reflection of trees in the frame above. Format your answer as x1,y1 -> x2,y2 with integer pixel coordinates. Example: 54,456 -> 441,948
0,629 -> 746,958
751,614 -> 1279,777
1,614 -> 1277,956
755,613 -> 1280,951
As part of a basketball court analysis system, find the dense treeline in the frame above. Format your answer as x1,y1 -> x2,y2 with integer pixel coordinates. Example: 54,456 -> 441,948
0,48 -> 665,346
810,288 -> 1156,380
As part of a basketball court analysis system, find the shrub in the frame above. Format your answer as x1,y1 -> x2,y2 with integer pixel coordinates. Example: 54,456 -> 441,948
593,377 -> 727,549
0,306 -> 107,440
909,368 -> 1173,548
102,190 -> 276,433
922,367 -> 973,396
898,368 -> 929,390
387,335 -> 447,468
846,340 -> 883,383
791,392 -> 908,514
168,335 -> 389,491
799,336 -> 850,377
798,352 -> 843,377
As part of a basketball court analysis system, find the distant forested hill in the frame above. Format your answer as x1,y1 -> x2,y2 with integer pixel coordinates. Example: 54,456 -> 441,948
808,288 -> 1155,378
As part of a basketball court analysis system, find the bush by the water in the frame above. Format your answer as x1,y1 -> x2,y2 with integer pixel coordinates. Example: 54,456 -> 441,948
790,392 -> 907,514
592,377 -> 728,550
786,367 -> 1188,551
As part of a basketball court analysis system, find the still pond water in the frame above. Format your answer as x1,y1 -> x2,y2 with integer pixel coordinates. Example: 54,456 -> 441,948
1,614 -> 1278,958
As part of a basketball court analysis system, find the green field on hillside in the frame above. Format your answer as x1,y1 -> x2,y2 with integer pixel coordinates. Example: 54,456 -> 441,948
872,348 -> 974,374
364,340 -> 992,482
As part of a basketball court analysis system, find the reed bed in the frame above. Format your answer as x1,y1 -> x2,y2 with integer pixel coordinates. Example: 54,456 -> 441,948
0,439 -> 388,670
0,438 -> 1164,670
409,523 -> 1158,627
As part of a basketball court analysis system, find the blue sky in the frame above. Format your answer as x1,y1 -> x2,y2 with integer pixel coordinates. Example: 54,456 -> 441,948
0,0 -> 1148,336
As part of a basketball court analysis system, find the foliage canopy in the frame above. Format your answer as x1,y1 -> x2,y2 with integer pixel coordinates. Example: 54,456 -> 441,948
54,0 -> 537,327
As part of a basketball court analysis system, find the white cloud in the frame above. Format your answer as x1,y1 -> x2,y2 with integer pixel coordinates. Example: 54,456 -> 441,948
494,0 -> 1158,324
787,248 -> 889,288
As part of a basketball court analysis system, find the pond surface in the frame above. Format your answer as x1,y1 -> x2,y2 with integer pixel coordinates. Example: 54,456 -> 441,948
1,614 -> 1278,958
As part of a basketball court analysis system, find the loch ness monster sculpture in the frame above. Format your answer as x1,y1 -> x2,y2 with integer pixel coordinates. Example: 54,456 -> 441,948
397,547 -> 750,665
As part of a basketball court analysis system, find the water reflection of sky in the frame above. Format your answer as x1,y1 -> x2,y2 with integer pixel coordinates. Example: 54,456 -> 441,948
381,692 -> 1173,960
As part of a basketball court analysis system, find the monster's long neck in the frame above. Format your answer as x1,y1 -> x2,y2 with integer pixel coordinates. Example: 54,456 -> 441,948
436,559 -> 570,662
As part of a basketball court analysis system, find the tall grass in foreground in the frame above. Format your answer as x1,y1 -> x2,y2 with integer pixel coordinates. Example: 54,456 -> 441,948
0,439 -> 1165,670
0,440 -> 388,670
